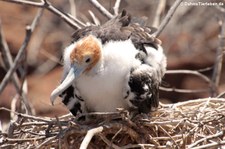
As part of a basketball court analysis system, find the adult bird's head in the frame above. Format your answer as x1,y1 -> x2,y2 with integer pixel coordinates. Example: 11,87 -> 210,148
50,35 -> 102,105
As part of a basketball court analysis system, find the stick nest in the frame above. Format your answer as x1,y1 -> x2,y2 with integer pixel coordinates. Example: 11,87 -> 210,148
1,98 -> 225,149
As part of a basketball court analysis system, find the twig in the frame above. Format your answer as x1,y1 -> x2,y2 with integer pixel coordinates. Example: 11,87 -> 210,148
46,1 -> 81,29
154,0 -> 183,37
21,129 -> 46,136
143,119 -> 197,128
0,9 -> 43,93
5,136 -> 46,142
113,0 -> 121,16
152,135 -> 183,141
0,21 -> 21,91
18,122 -> 47,126
78,111 -> 121,119
66,13 -> 86,27
88,10 -> 100,25
159,86 -> 209,94
36,136 -> 56,149
69,0 -> 76,17
217,91 -> 225,98
0,107 -> 51,122
1,0 -> 42,6
0,9 -> 43,114
166,98 -> 225,108
112,127 -> 122,141
166,70 -> 212,85
158,125 -> 179,147
152,0 -> 166,28
80,126 -> 103,149
0,0 -> 81,29
88,0 -> 114,19
63,0 -> 86,27
188,131 -> 224,148
58,113 -> 73,119
191,140 -> 225,149
106,122 -> 140,141
161,69 -> 212,94
196,98 -> 210,120
197,66 -> 213,73
1,20 -> 32,114
27,17 -> 50,66
211,19 -> 225,96
121,144 -> 161,149
99,134 -> 120,149
10,95 -> 19,120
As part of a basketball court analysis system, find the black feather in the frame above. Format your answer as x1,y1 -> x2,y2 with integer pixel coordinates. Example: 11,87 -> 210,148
71,10 -> 160,50
128,70 -> 159,113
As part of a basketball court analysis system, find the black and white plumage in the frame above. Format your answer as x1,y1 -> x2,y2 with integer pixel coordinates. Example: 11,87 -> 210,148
50,10 -> 167,116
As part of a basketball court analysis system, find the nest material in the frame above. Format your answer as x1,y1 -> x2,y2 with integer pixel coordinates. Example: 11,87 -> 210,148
1,98 -> 225,149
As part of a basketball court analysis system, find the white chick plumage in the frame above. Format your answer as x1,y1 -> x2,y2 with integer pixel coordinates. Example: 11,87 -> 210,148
50,10 -> 167,116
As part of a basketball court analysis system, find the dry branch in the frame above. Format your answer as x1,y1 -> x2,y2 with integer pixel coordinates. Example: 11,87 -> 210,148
0,9 -> 44,115
0,0 -> 82,29
211,19 -> 225,96
159,87 -> 209,94
160,69 -> 212,94
152,0 -> 166,28
0,9 -> 43,94
0,22 -> 21,92
218,91 -> 225,98
154,0 -> 183,37
80,126 -> 103,149
69,0 -> 76,18
166,69 -> 212,83
113,0 -> 121,16
0,22 -> 32,115
88,0 -> 114,19
88,10 -> 100,25
188,131 -> 224,148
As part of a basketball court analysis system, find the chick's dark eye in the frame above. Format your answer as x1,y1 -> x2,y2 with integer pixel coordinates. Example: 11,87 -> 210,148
85,58 -> 91,63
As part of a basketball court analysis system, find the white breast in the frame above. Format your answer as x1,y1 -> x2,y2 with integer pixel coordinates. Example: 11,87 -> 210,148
75,39 -> 141,112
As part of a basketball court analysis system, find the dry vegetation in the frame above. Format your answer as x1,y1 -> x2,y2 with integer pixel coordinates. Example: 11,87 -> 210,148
0,0 -> 225,148
1,98 -> 225,148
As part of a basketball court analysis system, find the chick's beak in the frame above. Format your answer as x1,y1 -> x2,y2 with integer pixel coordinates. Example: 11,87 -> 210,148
50,67 -> 83,105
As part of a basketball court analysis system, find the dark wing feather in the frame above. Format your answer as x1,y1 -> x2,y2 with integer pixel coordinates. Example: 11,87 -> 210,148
72,10 -> 161,48
128,68 -> 159,113
72,10 -> 131,43
59,85 -> 84,116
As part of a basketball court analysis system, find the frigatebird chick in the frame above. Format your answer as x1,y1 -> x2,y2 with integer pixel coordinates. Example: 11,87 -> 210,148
50,10 -> 167,116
